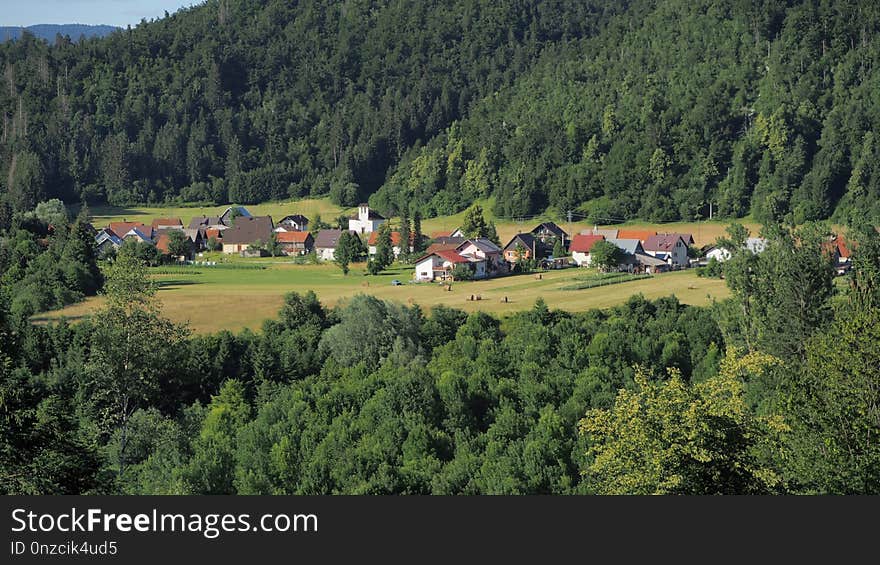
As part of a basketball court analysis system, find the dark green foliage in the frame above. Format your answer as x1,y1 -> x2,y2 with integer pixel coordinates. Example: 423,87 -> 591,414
0,0 -> 612,212
0,207 -> 102,322
333,231 -> 365,275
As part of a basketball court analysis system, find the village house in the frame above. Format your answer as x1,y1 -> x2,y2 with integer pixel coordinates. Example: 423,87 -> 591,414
276,214 -> 309,232
643,234 -> 690,267
531,222 -> 569,247
701,237 -> 768,265
503,233 -> 550,264
349,204 -> 385,234
414,250 -> 474,281
108,221 -> 154,241
94,228 -> 122,257
122,227 -> 154,244
220,216 -> 274,254
822,236 -> 853,275
456,238 -> 506,275
570,234 -> 606,267
313,229 -> 356,261
367,230 -> 412,258
276,231 -> 314,256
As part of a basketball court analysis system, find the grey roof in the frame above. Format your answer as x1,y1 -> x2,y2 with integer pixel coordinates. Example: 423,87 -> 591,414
607,238 -> 644,255
313,229 -> 356,249
188,216 -> 224,229
585,228 -> 620,239
635,253 -> 668,267
182,228 -> 203,243
95,228 -> 122,246
219,216 -> 274,245
432,235 -> 466,245
458,238 -> 502,254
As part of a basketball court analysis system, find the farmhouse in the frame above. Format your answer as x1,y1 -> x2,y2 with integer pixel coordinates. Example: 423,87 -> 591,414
275,231 -> 313,255
314,229 -> 356,261
503,233 -> 550,263
276,214 -> 309,232
643,234 -> 689,267
220,216 -> 274,254
570,234 -> 605,267
349,204 -> 385,234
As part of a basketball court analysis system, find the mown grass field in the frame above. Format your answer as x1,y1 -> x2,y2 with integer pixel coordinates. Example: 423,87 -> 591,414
35,263 -> 730,333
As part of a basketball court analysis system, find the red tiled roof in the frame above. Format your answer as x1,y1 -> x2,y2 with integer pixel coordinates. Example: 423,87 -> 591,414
426,242 -> 461,255
368,231 -> 413,246
156,233 -> 171,253
435,250 -> 469,264
617,229 -> 656,242
108,222 -> 153,239
276,231 -> 311,243
205,228 -> 221,240
569,234 -> 605,253
151,217 -> 183,229
431,230 -> 452,238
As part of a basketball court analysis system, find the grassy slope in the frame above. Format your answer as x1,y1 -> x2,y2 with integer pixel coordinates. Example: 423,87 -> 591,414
34,264 -> 729,333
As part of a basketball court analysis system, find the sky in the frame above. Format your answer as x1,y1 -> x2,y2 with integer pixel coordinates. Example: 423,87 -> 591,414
2,0 -> 203,28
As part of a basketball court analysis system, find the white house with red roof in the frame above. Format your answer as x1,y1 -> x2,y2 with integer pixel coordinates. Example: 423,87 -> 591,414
569,234 -> 605,266
367,230 -> 412,258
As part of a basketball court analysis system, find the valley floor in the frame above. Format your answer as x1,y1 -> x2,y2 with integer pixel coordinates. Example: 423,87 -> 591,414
34,263 -> 729,333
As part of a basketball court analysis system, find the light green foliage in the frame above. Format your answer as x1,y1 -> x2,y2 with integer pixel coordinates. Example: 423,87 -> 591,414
589,240 -> 622,272
580,349 -> 788,495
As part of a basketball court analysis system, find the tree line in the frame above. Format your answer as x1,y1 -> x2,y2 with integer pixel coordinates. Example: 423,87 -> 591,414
2,216 -> 879,494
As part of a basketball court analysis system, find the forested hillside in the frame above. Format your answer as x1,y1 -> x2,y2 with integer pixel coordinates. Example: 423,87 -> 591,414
380,0 -> 880,224
0,0 -> 613,220
3,0 -> 880,226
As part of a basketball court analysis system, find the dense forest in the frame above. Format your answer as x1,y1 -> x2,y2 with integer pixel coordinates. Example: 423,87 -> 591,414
4,0 -> 880,226
2,206 -> 879,494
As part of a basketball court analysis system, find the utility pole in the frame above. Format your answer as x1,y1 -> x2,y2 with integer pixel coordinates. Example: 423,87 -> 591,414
566,209 -> 572,245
